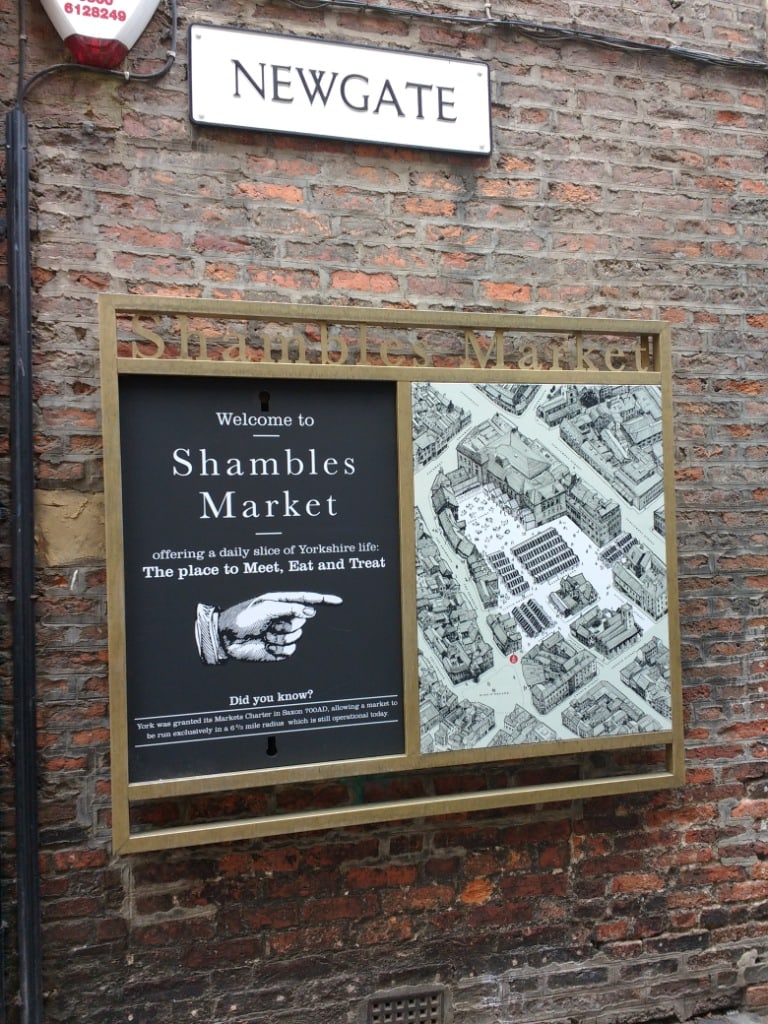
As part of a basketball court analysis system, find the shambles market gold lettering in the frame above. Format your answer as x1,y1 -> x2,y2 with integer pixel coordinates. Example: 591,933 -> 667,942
128,315 -> 650,373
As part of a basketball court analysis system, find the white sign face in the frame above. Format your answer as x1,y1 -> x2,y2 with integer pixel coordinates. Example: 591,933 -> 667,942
40,0 -> 160,48
189,25 -> 492,156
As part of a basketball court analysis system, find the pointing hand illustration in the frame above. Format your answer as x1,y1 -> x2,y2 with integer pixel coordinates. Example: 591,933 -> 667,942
196,592 -> 343,664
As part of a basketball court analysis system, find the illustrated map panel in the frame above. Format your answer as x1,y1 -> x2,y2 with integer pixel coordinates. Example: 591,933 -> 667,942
412,382 -> 673,755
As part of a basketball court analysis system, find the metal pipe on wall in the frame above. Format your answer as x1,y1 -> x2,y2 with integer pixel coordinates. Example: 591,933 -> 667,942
6,104 -> 44,1024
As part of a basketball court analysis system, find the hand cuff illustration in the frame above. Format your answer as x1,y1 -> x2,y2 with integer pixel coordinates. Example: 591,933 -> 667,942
195,603 -> 228,664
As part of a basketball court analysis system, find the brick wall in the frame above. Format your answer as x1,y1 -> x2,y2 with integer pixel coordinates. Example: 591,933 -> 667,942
1,0 -> 768,1021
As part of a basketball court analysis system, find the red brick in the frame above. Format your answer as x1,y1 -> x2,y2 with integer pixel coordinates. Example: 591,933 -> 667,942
459,878 -> 494,905
745,986 -> 768,1009
301,894 -> 378,923
344,865 -> 418,890
331,270 -> 398,293
481,282 -> 532,302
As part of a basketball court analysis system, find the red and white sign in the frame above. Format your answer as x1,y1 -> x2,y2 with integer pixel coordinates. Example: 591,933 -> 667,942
40,0 -> 161,69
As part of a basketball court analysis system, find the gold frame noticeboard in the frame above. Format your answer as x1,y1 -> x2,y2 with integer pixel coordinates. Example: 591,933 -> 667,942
100,295 -> 684,853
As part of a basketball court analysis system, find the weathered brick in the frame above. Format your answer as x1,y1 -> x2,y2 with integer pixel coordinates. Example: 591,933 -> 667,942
3,1 -> 768,1022
746,984 -> 768,1008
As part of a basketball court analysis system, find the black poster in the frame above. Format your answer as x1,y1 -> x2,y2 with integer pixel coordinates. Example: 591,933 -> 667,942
118,375 -> 404,783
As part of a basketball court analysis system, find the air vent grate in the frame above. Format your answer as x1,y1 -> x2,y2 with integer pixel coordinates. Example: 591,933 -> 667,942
366,987 -> 446,1024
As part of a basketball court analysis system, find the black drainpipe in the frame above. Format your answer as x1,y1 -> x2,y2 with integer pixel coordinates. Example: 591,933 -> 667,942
6,102 -> 43,1024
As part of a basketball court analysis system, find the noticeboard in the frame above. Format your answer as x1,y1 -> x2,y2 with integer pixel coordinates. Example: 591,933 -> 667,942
100,296 -> 684,852
119,375 -> 404,783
